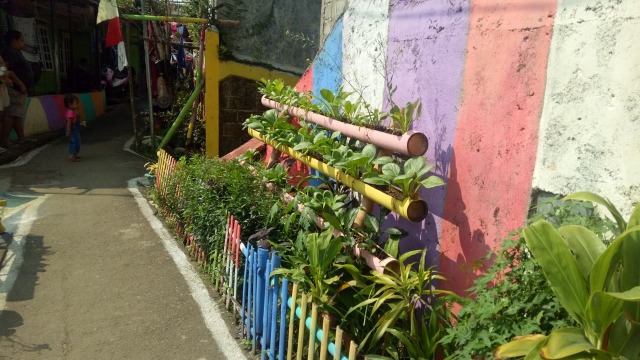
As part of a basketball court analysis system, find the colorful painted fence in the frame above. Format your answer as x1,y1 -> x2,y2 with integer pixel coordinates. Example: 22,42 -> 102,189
154,149 -> 357,360
15,91 -> 106,140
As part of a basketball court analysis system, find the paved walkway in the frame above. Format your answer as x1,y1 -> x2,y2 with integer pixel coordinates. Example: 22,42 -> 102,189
0,105 -> 246,359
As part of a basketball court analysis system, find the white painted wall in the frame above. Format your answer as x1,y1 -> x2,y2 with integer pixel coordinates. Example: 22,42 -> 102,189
533,0 -> 640,217
341,0 -> 390,109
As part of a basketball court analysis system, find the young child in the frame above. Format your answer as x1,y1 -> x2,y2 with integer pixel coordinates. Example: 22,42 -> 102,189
64,94 -> 86,161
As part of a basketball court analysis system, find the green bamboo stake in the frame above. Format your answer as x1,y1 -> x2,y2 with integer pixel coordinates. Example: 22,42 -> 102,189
121,14 -> 208,24
157,79 -> 204,150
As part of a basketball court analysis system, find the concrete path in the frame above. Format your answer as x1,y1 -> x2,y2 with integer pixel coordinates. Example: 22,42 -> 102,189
0,105 -> 247,360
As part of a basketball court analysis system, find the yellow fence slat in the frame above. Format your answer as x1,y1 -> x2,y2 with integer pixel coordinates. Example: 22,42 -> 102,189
296,293 -> 307,360
333,327 -> 343,360
308,303 -> 318,360
287,283 -> 298,360
320,315 -> 329,360
348,341 -> 357,360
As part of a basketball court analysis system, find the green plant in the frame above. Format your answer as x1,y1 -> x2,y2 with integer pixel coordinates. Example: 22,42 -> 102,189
367,310 -> 443,360
363,156 -> 444,199
144,161 -> 158,175
243,109 -> 297,146
495,192 -> 640,360
389,99 -> 422,133
258,78 -> 310,107
237,148 -> 260,164
346,249 -> 453,356
324,143 -> 378,179
297,185 -> 359,236
291,126 -> 341,158
260,163 -> 290,190
271,228 -> 351,316
440,195 -> 617,360
315,87 -> 353,120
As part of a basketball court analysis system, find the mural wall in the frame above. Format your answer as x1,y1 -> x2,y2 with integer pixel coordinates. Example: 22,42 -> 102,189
15,92 -> 105,140
297,0 -> 640,296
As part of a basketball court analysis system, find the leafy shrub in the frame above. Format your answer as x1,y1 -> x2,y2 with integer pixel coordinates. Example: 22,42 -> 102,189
155,155 -> 283,257
440,196 -> 616,359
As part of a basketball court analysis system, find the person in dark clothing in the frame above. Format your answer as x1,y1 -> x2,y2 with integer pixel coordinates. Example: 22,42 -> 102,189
1,30 -> 34,147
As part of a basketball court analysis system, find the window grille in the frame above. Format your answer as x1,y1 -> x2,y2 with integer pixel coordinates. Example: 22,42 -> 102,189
37,25 -> 54,71
60,31 -> 71,74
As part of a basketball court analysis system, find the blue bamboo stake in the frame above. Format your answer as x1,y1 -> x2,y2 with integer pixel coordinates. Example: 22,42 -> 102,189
261,256 -> 272,360
269,255 -> 282,360
240,243 -> 250,341
251,246 -> 258,353
278,275 -> 289,360
256,247 -> 269,337
287,297 -> 350,360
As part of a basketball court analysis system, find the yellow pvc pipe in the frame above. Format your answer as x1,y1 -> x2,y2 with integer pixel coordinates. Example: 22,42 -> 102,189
247,129 -> 428,222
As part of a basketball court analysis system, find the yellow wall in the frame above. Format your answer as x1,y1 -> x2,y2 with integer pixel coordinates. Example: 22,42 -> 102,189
204,30 -> 298,157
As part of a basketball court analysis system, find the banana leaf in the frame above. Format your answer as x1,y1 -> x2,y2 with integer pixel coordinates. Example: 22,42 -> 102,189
608,317 -> 640,359
494,334 -> 547,359
524,220 -> 589,327
563,192 -> 626,233
559,225 -> 606,281
621,222 -> 640,324
540,328 -> 594,359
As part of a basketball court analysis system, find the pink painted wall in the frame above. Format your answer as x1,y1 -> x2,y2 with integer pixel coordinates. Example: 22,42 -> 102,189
439,1 -> 556,295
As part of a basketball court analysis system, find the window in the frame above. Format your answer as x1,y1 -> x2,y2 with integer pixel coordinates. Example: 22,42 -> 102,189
37,25 -> 54,71
60,31 -> 71,73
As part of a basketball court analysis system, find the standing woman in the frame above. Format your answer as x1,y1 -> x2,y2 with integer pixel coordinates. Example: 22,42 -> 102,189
0,54 -> 24,152
1,30 -> 32,147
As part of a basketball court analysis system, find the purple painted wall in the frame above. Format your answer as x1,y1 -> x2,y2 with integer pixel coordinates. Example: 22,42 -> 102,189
385,0 -> 470,264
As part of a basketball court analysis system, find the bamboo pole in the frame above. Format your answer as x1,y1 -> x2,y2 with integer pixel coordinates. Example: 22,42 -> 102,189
320,316 -> 330,360
125,21 -> 139,149
157,79 -> 204,149
140,0 -> 156,149
287,284 -> 299,360
308,303 -> 318,360
333,327 -> 343,360
121,14 -> 208,24
296,293 -> 308,360
186,23 -> 206,146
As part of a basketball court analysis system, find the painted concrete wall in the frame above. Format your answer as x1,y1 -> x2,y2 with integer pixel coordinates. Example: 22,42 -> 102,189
532,0 -> 640,218
341,0 -> 388,108
284,0 -> 639,296
13,91 -> 105,140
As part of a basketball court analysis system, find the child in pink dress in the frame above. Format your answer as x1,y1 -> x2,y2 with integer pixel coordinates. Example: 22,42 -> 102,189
64,94 -> 86,161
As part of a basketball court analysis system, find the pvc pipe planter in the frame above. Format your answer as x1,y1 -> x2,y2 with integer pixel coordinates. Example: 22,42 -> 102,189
261,96 -> 428,157
282,193 -> 399,272
248,129 -> 428,222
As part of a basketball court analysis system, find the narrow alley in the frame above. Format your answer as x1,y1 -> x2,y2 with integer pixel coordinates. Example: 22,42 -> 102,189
0,105 -> 246,360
